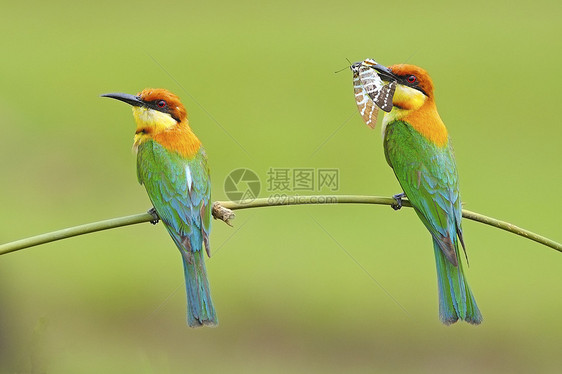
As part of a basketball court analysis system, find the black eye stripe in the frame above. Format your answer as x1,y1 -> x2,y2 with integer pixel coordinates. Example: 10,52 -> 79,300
401,75 -> 417,85
397,75 -> 427,96
399,75 -> 418,86
146,100 -> 167,110
143,99 -> 180,122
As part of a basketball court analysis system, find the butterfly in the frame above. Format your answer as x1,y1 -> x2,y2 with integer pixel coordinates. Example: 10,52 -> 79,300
351,59 -> 396,129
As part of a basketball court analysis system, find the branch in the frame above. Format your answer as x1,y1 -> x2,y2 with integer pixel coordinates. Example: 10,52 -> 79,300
0,195 -> 560,256
0,213 -> 155,256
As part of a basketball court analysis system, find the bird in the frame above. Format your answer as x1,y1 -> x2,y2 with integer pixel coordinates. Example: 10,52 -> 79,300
101,88 -> 217,327
354,62 -> 482,325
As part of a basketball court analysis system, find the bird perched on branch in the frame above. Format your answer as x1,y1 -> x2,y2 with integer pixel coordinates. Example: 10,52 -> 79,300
352,61 -> 482,325
102,88 -> 217,327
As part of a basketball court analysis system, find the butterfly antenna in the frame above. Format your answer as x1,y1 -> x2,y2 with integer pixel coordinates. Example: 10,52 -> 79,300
335,58 -> 353,74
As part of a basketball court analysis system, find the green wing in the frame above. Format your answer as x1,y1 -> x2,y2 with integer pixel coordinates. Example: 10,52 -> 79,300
384,121 -> 464,265
136,140 -> 212,256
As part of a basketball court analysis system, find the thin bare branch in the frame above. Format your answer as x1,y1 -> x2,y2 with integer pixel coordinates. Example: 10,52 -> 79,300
0,195 -> 560,256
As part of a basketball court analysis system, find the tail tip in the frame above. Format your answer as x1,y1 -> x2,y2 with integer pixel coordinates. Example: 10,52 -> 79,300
187,316 -> 219,328
439,310 -> 483,326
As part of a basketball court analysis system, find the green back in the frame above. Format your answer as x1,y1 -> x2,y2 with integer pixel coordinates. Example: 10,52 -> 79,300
384,120 -> 464,263
136,140 -> 212,254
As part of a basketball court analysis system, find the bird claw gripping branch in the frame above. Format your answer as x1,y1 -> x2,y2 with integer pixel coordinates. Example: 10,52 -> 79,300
391,193 -> 405,211
147,207 -> 160,225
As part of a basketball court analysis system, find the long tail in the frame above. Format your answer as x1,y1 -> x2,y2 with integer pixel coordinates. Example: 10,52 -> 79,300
433,239 -> 482,325
182,249 -> 217,327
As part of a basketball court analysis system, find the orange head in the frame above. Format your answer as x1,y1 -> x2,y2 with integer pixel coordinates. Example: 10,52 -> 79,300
388,64 -> 434,100
102,88 -> 202,157
370,62 -> 448,146
136,88 -> 187,123
102,88 -> 187,124
371,63 -> 435,107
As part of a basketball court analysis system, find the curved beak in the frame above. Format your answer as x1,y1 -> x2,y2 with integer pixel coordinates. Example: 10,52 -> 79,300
350,60 -> 398,82
100,92 -> 144,107
372,64 -> 397,82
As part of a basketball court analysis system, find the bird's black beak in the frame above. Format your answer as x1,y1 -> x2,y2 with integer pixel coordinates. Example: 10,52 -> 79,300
350,60 -> 397,82
100,92 -> 144,107
371,64 -> 397,82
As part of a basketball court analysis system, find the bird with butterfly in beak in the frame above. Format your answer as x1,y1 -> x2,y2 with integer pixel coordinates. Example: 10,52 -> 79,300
102,88 -> 217,327
351,60 -> 482,325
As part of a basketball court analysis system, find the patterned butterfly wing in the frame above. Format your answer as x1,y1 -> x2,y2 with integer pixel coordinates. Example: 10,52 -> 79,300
351,62 -> 380,129
360,59 -> 396,113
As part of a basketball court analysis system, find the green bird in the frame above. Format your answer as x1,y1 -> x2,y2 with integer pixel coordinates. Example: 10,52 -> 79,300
102,88 -> 217,327
356,62 -> 482,325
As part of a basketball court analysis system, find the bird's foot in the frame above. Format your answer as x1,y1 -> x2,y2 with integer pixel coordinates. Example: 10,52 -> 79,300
147,207 -> 160,225
391,193 -> 405,211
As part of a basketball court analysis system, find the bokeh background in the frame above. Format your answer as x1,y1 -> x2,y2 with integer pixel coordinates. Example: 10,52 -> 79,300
1,0 -> 561,372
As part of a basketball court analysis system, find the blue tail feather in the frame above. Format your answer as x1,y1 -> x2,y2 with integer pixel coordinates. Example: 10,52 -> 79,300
433,239 -> 482,325
167,228 -> 217,327
182,250 -> 218,327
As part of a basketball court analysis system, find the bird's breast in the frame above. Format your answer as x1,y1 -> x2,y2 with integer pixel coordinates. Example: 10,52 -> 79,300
152,126 -> 202,159
383,100 -> 448,147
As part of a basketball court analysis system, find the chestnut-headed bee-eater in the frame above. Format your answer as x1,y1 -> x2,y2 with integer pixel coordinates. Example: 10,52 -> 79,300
359,62 -> 482,325
102,88 -> 217,327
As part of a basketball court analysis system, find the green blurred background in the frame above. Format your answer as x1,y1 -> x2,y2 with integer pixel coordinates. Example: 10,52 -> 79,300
1,0 -> 561,372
